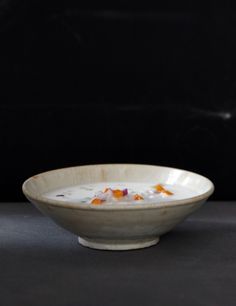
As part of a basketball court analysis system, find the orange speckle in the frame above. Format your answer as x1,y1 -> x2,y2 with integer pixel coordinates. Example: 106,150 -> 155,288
163,190 -> 173,196
91,198 -> 103,205
112,189 -> 124,198
154,184 -> 173,196
155,184 -> 165,192
133,194 -> 144,201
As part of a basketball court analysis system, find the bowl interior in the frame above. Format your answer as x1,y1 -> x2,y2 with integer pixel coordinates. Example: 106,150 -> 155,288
23,164 -> 214,207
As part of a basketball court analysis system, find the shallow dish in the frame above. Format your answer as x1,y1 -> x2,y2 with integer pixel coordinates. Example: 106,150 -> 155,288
22,164 -> 214,250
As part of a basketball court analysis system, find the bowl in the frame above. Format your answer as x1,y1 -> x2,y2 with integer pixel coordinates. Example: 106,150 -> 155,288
22,164 -> 214,250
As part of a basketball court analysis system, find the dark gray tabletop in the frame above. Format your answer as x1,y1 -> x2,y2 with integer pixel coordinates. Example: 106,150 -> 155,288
1,201 -> 236,306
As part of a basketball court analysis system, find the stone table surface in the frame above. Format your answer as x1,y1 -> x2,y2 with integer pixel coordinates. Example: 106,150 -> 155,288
0,201 -> 236,306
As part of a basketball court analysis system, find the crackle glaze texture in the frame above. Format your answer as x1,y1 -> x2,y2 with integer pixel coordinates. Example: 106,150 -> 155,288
23,164 -> 214,250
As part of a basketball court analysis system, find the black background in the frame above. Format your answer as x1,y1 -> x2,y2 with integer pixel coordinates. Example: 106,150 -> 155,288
1,1 -> 236,201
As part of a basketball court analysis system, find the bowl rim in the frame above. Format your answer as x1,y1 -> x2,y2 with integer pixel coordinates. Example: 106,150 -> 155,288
22,164 -> 215,211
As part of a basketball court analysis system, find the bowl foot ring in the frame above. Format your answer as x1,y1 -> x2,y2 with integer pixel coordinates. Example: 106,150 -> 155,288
78,236 -> 160,250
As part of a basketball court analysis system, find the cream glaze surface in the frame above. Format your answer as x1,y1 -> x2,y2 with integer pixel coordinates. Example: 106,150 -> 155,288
22,164 -> 214,250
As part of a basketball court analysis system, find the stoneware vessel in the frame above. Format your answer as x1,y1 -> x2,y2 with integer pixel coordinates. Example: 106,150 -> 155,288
22,164 -> 214,250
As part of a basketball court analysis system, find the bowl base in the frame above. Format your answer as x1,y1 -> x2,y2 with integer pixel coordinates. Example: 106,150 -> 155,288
78,236 -> 160,250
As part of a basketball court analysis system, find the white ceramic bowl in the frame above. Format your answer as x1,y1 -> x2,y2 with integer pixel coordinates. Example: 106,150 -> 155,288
22,164 -> 214,250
